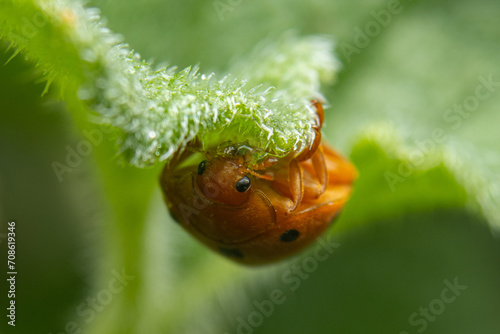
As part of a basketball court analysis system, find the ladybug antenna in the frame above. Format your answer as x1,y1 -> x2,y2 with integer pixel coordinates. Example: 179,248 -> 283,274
244,168 -> 274,181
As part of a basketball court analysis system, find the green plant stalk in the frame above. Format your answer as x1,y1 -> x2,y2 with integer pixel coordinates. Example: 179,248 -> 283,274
0,0 -> 338,168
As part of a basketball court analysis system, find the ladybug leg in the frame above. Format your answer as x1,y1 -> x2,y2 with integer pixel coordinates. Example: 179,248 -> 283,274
311,100 -> 324,128
296,126 -> 321,162
272,101 -> 327,213
310,145 -> 327,197
293,101 -> 328,197
296,100 -> 324,162
294,127 -> 327,197
288,158 -> 304,213
286,136 -> 327,212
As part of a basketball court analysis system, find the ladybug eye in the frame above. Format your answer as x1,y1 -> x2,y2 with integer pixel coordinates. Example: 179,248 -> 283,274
198,160 -> 208,175
235,176 -> 251,192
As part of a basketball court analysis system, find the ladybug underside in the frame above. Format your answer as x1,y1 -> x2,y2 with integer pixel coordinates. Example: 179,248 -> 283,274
160,143 -> 356,265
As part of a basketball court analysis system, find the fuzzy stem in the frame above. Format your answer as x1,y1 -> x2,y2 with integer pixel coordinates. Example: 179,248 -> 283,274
0,0 -> 338,168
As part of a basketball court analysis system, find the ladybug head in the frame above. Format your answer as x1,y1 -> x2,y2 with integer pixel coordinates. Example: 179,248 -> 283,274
196,158 -> 252,206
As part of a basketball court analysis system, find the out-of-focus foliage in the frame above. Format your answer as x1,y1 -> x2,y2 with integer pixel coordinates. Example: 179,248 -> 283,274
1,0 -> 500,334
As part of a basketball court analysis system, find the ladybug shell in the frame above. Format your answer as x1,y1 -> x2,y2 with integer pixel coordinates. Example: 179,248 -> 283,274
160,143 -> 356,265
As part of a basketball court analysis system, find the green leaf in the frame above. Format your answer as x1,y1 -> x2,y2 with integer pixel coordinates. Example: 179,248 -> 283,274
0,0 -> 337,167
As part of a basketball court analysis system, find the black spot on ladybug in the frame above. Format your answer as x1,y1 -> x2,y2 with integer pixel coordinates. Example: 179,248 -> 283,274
219,247 -> 244,258
235,176 -> 251,192
198,160 -> 208,175
280,229 -> 300,242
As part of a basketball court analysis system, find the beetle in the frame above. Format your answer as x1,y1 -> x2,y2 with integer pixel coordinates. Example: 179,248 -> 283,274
160,101 -> 356,265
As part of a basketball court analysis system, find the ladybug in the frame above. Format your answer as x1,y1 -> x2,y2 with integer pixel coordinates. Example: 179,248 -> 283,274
160,101 -> 356,265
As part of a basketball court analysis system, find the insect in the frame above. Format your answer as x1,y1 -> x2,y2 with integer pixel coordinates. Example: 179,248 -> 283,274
160,101 -> 356,265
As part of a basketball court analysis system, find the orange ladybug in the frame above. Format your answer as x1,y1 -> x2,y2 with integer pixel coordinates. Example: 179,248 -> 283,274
160,101 -> 356,265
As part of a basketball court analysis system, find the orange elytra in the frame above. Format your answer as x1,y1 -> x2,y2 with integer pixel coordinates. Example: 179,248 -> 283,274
160,101 -> 357,265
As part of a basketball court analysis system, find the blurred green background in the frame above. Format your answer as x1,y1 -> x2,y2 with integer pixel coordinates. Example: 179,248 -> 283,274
1,0 -> 500,333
